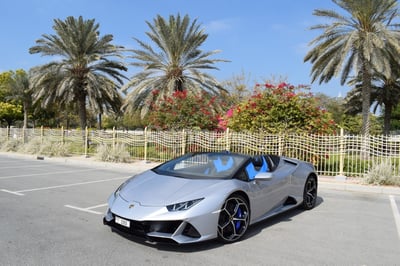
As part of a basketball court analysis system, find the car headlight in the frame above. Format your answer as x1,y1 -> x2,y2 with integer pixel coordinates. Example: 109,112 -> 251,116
166,198 -> 204,212
114,181 -> 128,197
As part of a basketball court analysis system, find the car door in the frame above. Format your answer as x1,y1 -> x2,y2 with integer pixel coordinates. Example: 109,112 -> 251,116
247,160 -> 292,223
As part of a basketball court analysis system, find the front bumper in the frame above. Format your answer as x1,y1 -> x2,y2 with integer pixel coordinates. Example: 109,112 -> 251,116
103,208 -> 203,244
103,191 -> 221,244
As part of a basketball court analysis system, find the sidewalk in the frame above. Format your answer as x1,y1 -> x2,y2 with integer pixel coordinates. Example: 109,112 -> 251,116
318,175 -> 400,195
1,152 -> 400,195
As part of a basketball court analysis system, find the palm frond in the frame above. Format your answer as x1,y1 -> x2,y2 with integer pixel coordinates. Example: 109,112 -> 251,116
29,16 -> 127,128
123,14 -> 228,116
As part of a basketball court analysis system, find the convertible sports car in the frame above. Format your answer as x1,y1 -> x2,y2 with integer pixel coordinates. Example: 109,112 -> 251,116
103,151 -> 318,244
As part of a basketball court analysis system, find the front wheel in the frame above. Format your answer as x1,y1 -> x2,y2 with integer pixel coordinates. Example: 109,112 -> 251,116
217,195 -> 250,243
302,175 -> 318,210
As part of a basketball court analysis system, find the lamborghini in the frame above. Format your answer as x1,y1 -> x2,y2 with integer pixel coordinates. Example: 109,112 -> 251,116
103,151 -> 318,244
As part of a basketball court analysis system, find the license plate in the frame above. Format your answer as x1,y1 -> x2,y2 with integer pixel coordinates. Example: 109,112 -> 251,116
115,216 -> 130,228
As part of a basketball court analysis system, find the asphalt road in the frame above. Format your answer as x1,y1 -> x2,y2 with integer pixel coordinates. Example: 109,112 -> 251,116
0,153 -> 399,265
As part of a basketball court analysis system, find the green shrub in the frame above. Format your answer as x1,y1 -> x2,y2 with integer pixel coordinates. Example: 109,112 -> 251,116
343,157 -> 369,175
316,156 -> 340,174
224,83 -> 336,134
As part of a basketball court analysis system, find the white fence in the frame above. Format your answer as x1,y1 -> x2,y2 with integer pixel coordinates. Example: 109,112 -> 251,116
1,127 -> 400,178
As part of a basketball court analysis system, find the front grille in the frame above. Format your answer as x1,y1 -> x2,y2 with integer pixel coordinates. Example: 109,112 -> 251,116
108,213 -> 182,238
147,220 -> 182,234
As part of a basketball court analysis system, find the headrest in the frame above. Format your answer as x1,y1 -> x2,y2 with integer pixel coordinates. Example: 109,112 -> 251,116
253,155 -> 263,167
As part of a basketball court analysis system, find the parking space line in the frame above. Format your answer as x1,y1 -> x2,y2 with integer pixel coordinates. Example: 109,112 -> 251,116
389,195 -> 400,240
86,203 -> 108,210
0,189 -> 24,196
0,164 -> 46,170
0,176 -> 129,196
64,204 -> 106,215
0,169 -> 97,180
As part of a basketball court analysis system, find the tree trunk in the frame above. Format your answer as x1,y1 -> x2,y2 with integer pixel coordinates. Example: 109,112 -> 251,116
78,96 -> 87,130
360,58 -> 372,160
175,79 -> 183,92
383,103 -> 392,135
23,100 -> 29,128
361,62 -> 371,137
98,113 -> 102,130
78,95 -> 88,148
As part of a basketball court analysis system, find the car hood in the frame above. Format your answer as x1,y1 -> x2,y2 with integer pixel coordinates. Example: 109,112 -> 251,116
119,170 -> 226,206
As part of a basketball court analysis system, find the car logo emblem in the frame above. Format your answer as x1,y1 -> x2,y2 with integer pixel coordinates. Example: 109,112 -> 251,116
129,204 -> 135,209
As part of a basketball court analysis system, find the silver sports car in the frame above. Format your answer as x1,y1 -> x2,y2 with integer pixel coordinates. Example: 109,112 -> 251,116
103,152 -> 318,244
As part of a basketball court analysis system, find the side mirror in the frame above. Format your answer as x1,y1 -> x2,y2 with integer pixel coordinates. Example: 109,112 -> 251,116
254,172 -> 273,181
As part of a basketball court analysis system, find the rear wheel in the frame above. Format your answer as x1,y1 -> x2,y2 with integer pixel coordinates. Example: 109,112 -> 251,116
302,175 -> 317,210
217,195 -> 249,243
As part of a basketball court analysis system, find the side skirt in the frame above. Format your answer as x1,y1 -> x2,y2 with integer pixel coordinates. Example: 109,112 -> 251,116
250,196 -> 300,225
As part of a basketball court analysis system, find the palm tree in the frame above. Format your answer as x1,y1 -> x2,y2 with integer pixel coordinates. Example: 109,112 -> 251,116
122,14 -> 228,116
345,71 -> 400,135
304,0 -> 400,136
29,16 -> 127,130
374,77 -> 400,135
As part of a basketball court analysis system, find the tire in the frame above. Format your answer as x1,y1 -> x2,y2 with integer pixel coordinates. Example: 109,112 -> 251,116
217,194 -> 250,243
302,175 -> 318,210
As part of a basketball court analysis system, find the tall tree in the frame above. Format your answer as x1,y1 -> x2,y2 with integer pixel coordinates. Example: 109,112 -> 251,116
0,71 -> 13,102
0,102 -> 23,127
6,70 -> 31,128
314,92 -> 347,127
345,71 -> 400,135
122,13 -> 228,116
221,71 -> 252,107
304,0 -> 400,136
373,76 -> 400,134
29,16 -> 127,129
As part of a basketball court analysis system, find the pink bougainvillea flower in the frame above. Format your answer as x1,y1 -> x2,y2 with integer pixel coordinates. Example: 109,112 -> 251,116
226,108 -> 234,118
277,82 -> 288,88
265,83 -> 274,88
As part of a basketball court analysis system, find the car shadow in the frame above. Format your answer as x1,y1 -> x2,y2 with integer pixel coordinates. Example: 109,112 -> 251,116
242,196 -> 324,241
108,196 -> 324,252
109,228 -> 223,251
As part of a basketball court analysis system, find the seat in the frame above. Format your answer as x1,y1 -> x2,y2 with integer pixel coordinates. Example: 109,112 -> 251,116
253,155 -> 264,170
265,155 -> 279,172
246,155 -> 268,180
213,156 -> 234,172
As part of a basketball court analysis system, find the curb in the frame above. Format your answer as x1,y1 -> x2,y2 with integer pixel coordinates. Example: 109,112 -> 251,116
0,152 -> 159,173
318,177 -> 400,195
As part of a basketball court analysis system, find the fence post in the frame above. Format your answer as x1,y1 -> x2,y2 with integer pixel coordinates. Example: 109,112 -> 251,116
84,127 -> 88,157
181,129 -> 186,155
112,127 -> 116,148
225,128 -> 230,151
22,126 -> 26,144
144,127 -> 148,162
339,127 -> 345,177
278,134 -> 283,156
40,126 -> 44,144
61,126 -> 64,144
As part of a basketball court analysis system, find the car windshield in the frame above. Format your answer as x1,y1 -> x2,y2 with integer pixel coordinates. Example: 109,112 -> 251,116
153,152 -> 250,179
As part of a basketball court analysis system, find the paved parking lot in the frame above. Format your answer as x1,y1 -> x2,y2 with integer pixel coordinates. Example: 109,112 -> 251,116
1,153 -> 399,265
